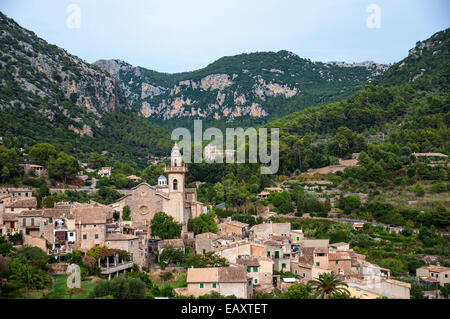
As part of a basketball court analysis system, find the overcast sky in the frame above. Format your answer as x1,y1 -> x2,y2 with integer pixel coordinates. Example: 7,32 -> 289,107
1,0 -> 449,73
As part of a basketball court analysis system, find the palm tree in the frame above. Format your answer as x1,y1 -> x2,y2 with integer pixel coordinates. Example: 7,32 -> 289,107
308,272 -> 350,299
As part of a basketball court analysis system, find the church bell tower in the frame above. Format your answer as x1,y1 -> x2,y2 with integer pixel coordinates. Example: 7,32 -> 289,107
165,142 -> 188,230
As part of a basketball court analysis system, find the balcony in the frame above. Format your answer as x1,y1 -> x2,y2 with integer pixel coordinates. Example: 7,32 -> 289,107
164,166 -> 187,173
100,261 -> 134,275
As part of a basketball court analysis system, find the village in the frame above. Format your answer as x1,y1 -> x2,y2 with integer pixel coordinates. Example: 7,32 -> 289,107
1,143 -> 448,299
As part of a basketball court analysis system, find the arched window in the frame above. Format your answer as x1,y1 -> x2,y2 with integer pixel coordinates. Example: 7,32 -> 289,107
174,159 -> 177,167
173,179 -> 178,190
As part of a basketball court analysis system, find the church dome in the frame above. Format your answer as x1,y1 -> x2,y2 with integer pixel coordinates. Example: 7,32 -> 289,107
158,175 -> 167,185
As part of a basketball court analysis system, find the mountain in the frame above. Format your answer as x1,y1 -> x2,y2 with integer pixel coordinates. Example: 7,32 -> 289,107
0,12 -> 171,168
373,28 -> 450,90
264,29 -> 449,174
94,52 -> 389,129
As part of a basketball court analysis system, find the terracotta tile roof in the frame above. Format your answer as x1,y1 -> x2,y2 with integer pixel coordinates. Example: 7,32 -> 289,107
263,240 -> 282,247
7,198 -> 37,208
314,247 -> 329,254
73,207 -> 112,224
425,266 -> 450,273
386,279 -> 411,289
237,257 -> 260,267
187,268 -> 219,283
225,220 -> 249,228
196,232 -> 220,240
41,207 -> 72,219
2,213 -> 17,221
413,152 -> 448,157
330,242 -> 349,247
105,233 -> 138,241
18,209 -> 43,217
298,247 -> 315,265
218,266 -> 247,283
328,252 -> 351,260
270,235 -> 289,241
3,187 -> 33,192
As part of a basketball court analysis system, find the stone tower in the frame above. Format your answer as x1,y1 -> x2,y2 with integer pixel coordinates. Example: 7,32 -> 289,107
164,142 -> 188,231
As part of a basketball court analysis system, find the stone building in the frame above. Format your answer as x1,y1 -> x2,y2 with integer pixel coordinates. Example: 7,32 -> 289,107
217,218 -> 249,238
4,198 -> 37,214
109,143 -> 204,232
237,256 -> 274,290
176,266 -> 251,298
416,265 -> 450,286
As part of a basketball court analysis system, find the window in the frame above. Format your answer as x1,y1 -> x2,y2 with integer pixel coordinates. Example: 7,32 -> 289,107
95,234 -> 98,239
212,283 -> 216,288
202,249 -> 206,254
131,241 -> 133,246
316,262 -> 320,266
267,251 -> 270,257
22,218 -> 26,226
282,263 -> 286,269
254,279 -> 258,284
200,283 -> 204,288
336,261 -> 339,264
275,251 -> 279,259
173,179 -> 178,190
296,237 -> 299,241
69,232 -> 73,237
31,218 -> 34,226
83,234 -> 87,239
253,267 -> 258,272
303,273 -> 306,277
445,274 -> 448,278
247,267 -> 251,273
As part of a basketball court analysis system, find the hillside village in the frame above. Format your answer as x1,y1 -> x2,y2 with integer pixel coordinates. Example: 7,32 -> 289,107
1,142 -> 448,299
0,7 -> 449,302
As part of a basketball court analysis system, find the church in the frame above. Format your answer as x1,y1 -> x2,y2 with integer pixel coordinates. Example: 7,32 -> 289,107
109,143 -> 204,232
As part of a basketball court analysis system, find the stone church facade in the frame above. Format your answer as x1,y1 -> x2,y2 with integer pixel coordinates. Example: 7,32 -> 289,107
109,143 -> 204,232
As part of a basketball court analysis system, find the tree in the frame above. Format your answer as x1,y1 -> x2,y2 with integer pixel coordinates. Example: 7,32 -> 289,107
0,146 -> 19,182
122,205 -> 131,221
150,212 -> 182,239
141,164 -> 164,185
159,246 -> 185,267
47,152 -> 80,184
88,152 -> 106,169
184,252 -> 229,268
1,166 -> 9,183
414,183 -> 425,197
29,143 -> 57,165
344,195 -> 361,211
379,258 -> 408,276
89,276 -> 146,299
284,283 -> 314,299
188,211 -> 217,235
308,272 -> 350,299
410,283 -> 426,299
